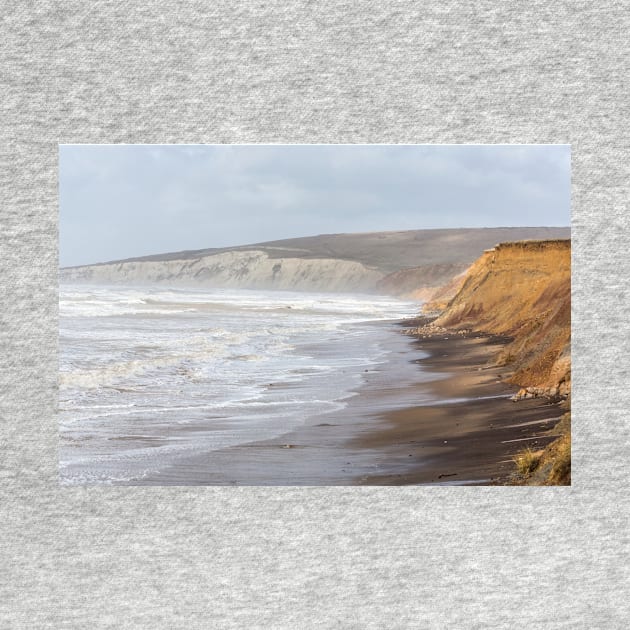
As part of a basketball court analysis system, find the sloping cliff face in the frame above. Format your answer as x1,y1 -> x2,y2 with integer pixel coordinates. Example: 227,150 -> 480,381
434,239 -> 571,395
419,267 -> 471,310
374,262 -> 470,299
60,250 -> 384,292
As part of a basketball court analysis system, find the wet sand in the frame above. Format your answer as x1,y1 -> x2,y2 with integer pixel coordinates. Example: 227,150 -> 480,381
354,332 -> 565,485
136,323 -> 565,486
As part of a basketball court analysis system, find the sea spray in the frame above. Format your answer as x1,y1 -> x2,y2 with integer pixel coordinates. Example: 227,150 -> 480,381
59,284 -> 420,484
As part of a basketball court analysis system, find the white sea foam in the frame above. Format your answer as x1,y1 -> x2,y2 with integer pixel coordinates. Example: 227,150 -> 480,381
59,284 -> 421,483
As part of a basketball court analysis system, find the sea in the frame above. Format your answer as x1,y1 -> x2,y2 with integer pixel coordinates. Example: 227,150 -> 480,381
59,284 -> 422,484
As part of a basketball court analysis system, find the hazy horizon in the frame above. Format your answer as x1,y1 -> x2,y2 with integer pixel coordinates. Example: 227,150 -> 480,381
60,144 -> 571,267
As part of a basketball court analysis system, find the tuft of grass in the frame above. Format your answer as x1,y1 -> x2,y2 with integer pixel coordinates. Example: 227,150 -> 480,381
513,448 -> 541,477
508,414 -> 571,486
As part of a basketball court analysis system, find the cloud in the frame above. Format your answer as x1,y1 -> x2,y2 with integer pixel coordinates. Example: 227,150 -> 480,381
59,144 -> 570,266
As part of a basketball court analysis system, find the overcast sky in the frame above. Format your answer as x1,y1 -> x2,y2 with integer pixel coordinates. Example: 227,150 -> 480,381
59,144 -> 570,267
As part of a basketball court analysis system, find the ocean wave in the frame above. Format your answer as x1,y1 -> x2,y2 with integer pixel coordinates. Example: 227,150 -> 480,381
59,285 -> 421,480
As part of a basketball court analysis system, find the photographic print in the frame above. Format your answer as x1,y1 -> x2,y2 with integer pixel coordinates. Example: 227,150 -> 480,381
59,144 -> 571,485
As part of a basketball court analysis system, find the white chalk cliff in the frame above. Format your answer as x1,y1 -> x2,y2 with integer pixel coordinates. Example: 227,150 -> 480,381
61,249 -> 383,292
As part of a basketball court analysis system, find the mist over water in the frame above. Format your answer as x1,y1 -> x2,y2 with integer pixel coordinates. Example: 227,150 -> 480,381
59,284 -> 421,484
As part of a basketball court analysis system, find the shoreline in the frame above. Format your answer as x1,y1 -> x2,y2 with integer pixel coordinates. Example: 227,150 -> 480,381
354,325 -> 566,485
132,319 -> 566,486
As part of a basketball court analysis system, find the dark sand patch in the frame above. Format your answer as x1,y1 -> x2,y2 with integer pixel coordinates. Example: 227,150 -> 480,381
353,333 -> 565,485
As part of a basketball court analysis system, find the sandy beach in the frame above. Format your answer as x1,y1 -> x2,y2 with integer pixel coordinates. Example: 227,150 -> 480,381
354,328 -> 566,485
134,320 -> 566,486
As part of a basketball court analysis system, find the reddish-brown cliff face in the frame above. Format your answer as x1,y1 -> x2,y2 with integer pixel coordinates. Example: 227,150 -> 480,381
434,240 -> 571,393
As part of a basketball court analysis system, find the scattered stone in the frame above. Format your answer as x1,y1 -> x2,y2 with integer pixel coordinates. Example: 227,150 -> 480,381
511,383 -> 570,402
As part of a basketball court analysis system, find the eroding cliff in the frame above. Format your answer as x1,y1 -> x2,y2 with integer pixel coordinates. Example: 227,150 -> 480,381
434,239 -> 571,396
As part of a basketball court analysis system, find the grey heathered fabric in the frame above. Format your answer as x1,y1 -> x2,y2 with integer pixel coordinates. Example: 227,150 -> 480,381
1,2 -> 628,628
